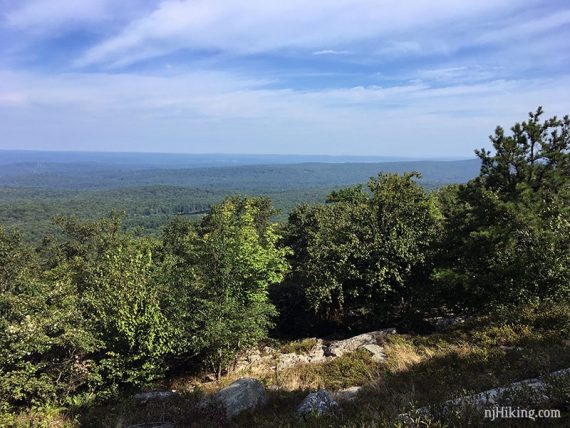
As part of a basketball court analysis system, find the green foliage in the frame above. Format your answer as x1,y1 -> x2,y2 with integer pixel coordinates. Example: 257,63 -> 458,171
0,158 -> 478,241
283,173 -> 440,327
188,197 -> 290,377
0,228 -> 99,412
432,108 -> 570,311
1,107 -> 569,426
45,216 -> 176,391
0,196 -> 291,411
476,106 -> 570,196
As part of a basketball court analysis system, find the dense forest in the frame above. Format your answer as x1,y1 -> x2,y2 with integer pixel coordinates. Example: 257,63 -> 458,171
0,159 -> 479,240
1,108 -> 569,426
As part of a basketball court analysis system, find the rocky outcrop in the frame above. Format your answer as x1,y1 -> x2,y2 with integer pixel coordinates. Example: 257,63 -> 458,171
435,316 -> 469,330
276,339 -> 327,369
446,367 -> 570,407
214,377 -> 266,419
324,329 -> 396,358
235,330 -> 395,374
297,389 -> 338,417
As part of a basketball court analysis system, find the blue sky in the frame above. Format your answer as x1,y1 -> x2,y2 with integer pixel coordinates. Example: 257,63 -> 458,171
0,0 -> 569,156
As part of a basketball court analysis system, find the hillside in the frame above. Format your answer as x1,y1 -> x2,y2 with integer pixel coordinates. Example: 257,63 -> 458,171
1,110 -> 569,427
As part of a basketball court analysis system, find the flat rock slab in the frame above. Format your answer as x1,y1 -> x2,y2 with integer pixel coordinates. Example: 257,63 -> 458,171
325,329 -> 396,357
215,377 -> 266,419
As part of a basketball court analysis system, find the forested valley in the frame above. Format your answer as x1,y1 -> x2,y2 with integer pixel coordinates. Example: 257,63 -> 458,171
1,108 -> 570,426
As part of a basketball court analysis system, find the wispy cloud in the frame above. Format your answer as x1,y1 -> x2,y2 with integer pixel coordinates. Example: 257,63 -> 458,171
68,0 -> 529,67
0,0 -> 568,155
312,50 -> 351,56
1,68 -> 568,155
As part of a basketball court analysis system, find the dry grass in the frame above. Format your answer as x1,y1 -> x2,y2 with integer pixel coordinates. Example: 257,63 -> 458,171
382,336 -> 425,372
275,349 -> 378,391
6,302 -> 570,427
279,338 -> 318,355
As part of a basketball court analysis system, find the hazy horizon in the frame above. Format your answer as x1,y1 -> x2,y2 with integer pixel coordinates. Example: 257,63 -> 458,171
0,150 -> 476,171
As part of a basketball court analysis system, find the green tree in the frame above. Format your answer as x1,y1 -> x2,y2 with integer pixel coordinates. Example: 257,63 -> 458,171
433,108 -> 570,311
48,216 -> 176,391
284,173 -> 440,328
476,106 -> 569,196
0,228 -> 99,412
165,197 -> 290,378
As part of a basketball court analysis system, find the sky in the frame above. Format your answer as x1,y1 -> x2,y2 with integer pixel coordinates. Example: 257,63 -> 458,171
0,0 -> 569,157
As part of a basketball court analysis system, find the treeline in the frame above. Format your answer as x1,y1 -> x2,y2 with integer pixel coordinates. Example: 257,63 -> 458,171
0,185 -> 333,241
1,108 -> 569,414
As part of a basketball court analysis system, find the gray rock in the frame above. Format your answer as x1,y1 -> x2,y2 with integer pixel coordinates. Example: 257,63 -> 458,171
234,349 -> 264,371
307,338 -> 326,360
277,339 -> 328,369
324,329 -> 395,357
297,389 -> 338,417
361,344 -> 387,362
214,377 -> 266,419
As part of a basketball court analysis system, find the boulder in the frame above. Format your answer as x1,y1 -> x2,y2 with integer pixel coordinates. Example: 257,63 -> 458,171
214,378 -> 266,419
234,349 -> 264,371
361,344 -> 387,362
324,329 -> 395,357
297,389 -> 338,417
435,316 -> 468,330
398,367 -> 570,421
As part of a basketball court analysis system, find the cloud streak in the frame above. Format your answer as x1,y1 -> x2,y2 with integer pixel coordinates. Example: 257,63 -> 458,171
69,0 -> 533,67
1,68 -> 568,155
0,0 -> 568,155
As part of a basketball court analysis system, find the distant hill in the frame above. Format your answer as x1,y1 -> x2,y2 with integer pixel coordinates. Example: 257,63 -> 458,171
0,156 -> 480,191
0,150 -> 449,168
0,152 -> 481,239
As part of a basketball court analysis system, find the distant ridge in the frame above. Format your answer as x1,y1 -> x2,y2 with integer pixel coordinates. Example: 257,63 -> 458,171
0,150 -> 474,168
0,158 -> 480,191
